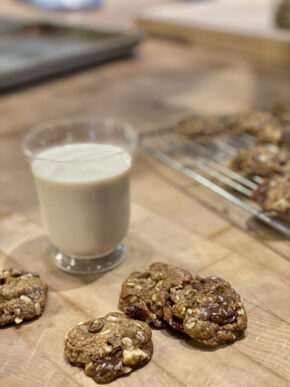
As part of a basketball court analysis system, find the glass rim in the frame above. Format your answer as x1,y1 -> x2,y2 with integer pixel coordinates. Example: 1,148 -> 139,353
22,115 -> 138,163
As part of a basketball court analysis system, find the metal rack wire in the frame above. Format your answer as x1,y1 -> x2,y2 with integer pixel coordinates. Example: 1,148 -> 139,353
140,127 -> 290,237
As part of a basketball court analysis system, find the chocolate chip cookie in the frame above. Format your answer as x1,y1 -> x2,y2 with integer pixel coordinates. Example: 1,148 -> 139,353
271,103 -> 290,124
64,312 -> 153,384
226,111 -> 275,134
230,146 -> 290,177
174,114 -> 227,137
253,174 -> 290,214
119,262 -> 192,328
0,268 -> 48,326
163,276 -> 247,347
256,122 -> 290,147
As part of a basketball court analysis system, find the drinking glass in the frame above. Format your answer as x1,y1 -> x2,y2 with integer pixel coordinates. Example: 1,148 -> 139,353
26,0 -> 102,10
22,117 -> 138,274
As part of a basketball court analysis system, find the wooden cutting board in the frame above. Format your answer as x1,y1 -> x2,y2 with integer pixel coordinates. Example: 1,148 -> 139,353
1,196 -> 290,386
138,0 -> 290,64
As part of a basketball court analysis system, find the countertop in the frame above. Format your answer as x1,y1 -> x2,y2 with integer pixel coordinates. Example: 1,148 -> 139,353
0,1 -> 289,386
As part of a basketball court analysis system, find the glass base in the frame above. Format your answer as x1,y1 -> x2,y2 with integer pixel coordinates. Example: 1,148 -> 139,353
52,244 -> 126,274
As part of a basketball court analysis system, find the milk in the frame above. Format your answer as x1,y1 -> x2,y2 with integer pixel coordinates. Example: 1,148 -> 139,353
32,143 -> 131,257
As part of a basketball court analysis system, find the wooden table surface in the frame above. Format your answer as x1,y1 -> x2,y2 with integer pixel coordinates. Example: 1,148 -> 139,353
0,2 -> 290,387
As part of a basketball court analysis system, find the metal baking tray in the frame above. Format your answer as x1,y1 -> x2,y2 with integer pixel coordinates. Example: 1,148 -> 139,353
141,127 -> 290,237
0,19 -> 142,91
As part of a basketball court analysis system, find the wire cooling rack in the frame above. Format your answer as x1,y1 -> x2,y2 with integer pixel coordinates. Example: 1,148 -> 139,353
140,127 -> 290,237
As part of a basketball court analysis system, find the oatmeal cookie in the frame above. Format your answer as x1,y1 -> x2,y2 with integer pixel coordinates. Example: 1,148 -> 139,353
256,122 -> 290,146
163,276 -> 247,347
174,114 -> 226,137
253,174 -> 290,214
0,268 -> 48,326
276,1 -> 290,29
230,146 -> 290,177
64,312 -> 153,384
271,103 -> 290,124
119,262 -> 192,328
226,111 -> 275,134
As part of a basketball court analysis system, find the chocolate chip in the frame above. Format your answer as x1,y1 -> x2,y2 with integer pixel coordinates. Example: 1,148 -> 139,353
137,272 -> 151,280
202,303 -> 237,325
11,271 -> 23,278
191,282 -> 201,291
171,316 -> 184,332
86,350 -> 122,379
282,131 -> 290,144
88,320 -> 104,334
279,155 -> 288,165
165,300 -> 184,331
125,306 -> 148,322
87,360 -> 114,378
199,308 -> 211,321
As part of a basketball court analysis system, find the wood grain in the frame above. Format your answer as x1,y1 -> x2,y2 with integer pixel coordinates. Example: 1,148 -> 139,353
0,1 -> 290,386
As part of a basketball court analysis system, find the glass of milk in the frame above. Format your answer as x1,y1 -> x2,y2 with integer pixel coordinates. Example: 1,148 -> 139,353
22,117 -> 137,274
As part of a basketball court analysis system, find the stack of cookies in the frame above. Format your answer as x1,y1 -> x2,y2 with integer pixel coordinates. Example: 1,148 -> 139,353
174,104 -> 290,215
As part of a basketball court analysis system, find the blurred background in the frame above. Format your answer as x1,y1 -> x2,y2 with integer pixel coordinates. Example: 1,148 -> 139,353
0,0 -> 289,94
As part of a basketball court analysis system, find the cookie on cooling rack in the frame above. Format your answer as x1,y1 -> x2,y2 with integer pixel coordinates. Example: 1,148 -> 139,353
253,174 -> 290,214
256,122 -> 290,147
226,110 -> 275,134
174,114 -> 227,137
230,146 -> 290,177
271,103 -> 290,124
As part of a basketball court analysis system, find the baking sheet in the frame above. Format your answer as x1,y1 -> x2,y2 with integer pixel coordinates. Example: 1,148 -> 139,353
0,20 -> 142,91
